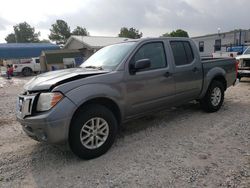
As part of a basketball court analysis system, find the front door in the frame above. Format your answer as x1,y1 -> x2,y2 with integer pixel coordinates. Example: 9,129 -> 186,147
125,41 -> 175,118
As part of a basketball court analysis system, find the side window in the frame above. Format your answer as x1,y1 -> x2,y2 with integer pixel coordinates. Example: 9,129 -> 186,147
214,39 -> 221,51
35,59 -> 40,63
183,42 -> 194,63
199,41 -> 204,52
170,41 -> 194,66
131,42 -> 167,70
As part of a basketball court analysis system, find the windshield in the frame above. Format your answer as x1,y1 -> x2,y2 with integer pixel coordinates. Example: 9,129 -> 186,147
243,47 -> 250,55
81,42 -> 136,71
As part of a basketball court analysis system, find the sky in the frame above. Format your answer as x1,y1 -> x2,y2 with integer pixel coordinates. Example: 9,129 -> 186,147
0,0 -> 249,43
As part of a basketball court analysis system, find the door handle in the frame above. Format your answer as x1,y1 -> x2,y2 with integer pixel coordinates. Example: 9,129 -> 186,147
164,72 -> 171,77
192,67 -> 199,72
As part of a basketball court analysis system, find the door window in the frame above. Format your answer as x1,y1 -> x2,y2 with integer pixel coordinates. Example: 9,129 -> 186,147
183,42 -> 194,63
35,59 -> 40,63
170,41 -> 194,66
130,42 -> 167,71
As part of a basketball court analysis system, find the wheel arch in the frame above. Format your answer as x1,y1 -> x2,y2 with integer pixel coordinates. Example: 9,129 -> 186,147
211,75 -> 227,91
200,74 -> 227,98
70,97 -> 122,129
22,66 -> 33,72
200,67 -> 227,99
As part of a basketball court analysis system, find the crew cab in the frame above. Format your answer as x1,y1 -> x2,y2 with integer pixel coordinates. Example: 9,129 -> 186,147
16,38 -> 238,159
13,57 -> 41,76
236,46 -> 250,80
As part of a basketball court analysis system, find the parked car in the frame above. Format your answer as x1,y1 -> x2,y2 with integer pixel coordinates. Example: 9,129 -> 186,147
236,47 -> 250,80
13,57 -> 41,76
16,38 -> 238,159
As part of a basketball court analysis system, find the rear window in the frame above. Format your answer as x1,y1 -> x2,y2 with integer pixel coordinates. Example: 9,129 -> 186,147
183,42 -> 194,63
170,41 -> 194,66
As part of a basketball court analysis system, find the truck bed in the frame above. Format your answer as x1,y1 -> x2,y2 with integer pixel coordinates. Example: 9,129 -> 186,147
199,58 -> 237,97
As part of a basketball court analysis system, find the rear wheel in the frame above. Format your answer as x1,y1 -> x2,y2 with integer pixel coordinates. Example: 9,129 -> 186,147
69,104 -> 118,159
200,81 -> 225,112
22,67 -> 32,76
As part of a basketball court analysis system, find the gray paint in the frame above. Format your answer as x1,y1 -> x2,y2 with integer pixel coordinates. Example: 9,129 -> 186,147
16,37 -> 237,144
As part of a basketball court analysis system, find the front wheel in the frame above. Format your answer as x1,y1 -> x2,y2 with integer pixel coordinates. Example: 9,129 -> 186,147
200,81 -> 225,112
69,104 -> 118,159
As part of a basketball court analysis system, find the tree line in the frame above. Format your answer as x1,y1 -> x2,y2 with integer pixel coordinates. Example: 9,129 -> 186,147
5,19 -> 189,45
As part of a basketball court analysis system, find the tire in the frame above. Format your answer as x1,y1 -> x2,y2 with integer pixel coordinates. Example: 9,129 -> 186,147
22,67 -> 33,76
200,80 -> 225,113
69,104 -> 118,159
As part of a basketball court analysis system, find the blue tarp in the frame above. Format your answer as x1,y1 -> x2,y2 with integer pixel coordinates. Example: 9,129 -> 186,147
227,46 -> 249,54
0,43 -> 60,59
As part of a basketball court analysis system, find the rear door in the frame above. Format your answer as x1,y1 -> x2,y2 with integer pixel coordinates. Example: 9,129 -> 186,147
125,41 -> 175,117
169,40 -> 203,101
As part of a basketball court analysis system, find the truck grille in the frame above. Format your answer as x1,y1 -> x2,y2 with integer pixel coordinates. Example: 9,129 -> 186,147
17,94 -> 36,118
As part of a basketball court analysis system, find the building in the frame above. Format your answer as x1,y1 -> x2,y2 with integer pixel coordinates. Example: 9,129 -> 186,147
64,36 -> 129,58
0,43 -> 60,60
40,49 -> 83,72
192,29 -> 250,57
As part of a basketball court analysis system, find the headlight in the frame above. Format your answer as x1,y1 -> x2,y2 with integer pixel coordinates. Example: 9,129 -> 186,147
36,92 -> 63,112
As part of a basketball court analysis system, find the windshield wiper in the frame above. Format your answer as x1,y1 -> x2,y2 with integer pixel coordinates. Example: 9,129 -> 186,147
84,66 -> 103,70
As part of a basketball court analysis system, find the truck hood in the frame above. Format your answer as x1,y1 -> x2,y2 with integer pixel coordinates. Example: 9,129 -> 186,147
236,54 -> 250,60
24,68 -> 109,91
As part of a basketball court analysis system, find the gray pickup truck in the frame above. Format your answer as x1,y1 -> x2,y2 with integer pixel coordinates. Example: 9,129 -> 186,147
16,38 -> 238,159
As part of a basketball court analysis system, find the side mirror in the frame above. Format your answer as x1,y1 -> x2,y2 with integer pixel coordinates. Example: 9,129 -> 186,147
134,59 -> 151,70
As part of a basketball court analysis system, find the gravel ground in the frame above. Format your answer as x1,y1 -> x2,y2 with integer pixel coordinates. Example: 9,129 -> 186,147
0,76 -> 249,188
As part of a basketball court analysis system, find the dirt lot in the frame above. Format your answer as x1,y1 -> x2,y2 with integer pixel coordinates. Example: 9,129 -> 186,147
0,76 -> 249,188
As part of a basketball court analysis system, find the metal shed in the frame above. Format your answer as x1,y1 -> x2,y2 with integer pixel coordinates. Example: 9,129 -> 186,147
0,43 -> 60,59
64,36 -> 129,59
40,49 -> 83,72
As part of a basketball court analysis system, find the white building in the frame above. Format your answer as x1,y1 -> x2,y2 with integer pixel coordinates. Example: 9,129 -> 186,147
192,29 -> 250,57
64,36 -> 129,59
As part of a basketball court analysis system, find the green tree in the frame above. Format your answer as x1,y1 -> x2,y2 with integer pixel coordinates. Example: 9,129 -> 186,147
162,29 -> 189,38
161,33 -> 170,37
5,22 -> 40,43
5,33 -> 16,43
118,27 -> 143,39
49,20 -> 71,45
72,26 -> 89,36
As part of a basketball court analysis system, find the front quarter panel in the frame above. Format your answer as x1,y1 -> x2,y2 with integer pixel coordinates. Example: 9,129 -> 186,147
65,83 -> 125,119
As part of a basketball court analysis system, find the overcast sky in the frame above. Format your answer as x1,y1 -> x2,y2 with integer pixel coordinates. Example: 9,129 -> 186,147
0,0 -> 249,43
